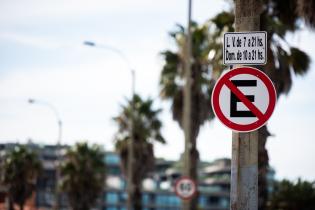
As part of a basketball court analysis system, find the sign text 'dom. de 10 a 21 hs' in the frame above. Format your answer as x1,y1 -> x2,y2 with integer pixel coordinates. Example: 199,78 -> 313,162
223,31 -> 267,65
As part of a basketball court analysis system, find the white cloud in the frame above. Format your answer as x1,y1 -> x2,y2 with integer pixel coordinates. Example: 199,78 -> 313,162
0,0 -> 227,26
0,32 -> 62,49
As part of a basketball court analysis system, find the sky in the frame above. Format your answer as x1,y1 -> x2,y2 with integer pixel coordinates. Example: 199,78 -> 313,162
0,0 -> 314,181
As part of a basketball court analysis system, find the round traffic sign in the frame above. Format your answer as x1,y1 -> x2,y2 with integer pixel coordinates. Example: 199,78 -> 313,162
174,177 -> 197,200
212,67 -> 276,132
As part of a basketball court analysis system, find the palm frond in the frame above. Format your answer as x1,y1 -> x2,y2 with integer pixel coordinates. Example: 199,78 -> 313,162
60,142 -> 105,210
113,94 -> 165,178
290,47 -> 311,76
297,0 -> 315,28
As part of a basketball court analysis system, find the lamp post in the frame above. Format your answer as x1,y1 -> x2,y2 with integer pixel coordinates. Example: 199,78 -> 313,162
183,0 -> 193,209
83,41 -> 136,210
28,98 -> 62,210
28,99 -> 62,144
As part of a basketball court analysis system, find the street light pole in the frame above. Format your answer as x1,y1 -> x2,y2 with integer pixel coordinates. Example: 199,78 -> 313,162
83,41 -> 136,210
183,0 -> 193,209
28,99 -> 62,145
128,69 -> 135,210
28,98 -> 62,210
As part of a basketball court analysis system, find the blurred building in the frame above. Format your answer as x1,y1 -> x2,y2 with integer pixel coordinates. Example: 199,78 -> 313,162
0,142 -> 275,210
103,154 -> 231,210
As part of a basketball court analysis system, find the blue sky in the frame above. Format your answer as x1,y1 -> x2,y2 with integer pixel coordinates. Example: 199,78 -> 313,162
0,0 -> 314,181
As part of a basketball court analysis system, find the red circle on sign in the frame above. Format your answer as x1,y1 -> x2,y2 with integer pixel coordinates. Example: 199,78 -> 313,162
174,177 -> 197,200
211,67 -> 276,132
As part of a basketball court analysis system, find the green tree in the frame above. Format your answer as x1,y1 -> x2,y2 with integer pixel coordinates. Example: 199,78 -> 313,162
60,142 -> 105,210
2,145 -> 41,210
267,179 -> 315,210
113,94 -> 165,210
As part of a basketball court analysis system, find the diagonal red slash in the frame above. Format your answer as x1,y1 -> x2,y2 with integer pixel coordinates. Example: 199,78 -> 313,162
225,79 -> 266,120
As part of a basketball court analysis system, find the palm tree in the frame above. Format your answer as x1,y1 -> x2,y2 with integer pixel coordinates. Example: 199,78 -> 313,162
113,94 -> 165,210
208,1 -> 311,209
259,0 -> 311,95
159,21 -> 221,209
60,142 -> 105,210
2,145 -> 41,210
260,1 -> 310,208
297,0 -> 315,28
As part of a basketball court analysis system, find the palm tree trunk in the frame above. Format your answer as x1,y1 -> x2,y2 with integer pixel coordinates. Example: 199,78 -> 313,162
297,0 -> 315,27
130,153 -> 143,210
129,175 -> 142,210
258,126 -> 271,210
185,89 -> 200,210
259,16 -> 275,209
133,185 -> 142,210
186,130 -> 199,210
8,197 -> 14,210
19,202 -> 24,210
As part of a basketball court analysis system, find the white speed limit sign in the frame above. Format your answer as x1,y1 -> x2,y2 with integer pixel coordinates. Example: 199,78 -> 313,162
174,177 -> 197,200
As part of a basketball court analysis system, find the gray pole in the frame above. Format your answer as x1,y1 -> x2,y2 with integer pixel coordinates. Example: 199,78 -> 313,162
183,0 -> 193,209
230,1 -> 262,210
83,41 -> 135,210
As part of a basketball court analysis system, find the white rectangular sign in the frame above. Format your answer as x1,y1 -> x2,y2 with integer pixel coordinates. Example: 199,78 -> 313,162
223,31 -> 267,65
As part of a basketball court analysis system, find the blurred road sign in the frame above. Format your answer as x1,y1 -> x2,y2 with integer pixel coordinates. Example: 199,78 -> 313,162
211,67 -> 276,132
174,177 -> 197,200
223,31 -> 267,65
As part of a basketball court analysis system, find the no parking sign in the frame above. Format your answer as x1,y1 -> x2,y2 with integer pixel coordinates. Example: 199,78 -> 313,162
211,67 -> 276,132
